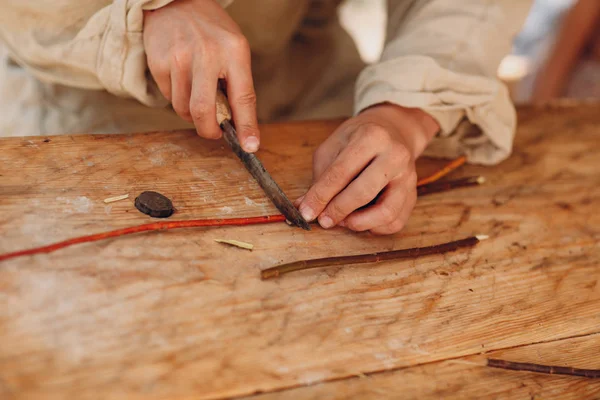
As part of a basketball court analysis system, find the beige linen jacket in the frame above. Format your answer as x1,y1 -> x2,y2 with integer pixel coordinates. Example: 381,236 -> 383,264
0,0 -> 532,164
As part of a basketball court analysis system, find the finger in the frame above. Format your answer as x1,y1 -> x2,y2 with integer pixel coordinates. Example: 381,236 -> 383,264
293,141 -> 342,205
146,52 -> 172,101
152,68 -> 172,102
298,140 -> 376,222
170,65 -> 193,122
344,174 -> 416,232
294,145 -> 341,207
295,120 -> 367,204
317,155 -> 395,229
370,188 -> 417,235
313,141 -> 343,183
293,195 -> 305,208
190,64 -> 221,140
227,50 -> 260,153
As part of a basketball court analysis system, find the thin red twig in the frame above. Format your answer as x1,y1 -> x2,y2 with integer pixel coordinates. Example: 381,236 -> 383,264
0,215 -> 285,262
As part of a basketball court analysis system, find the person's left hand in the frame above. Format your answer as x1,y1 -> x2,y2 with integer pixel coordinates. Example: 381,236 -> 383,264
295,104 -> 439,235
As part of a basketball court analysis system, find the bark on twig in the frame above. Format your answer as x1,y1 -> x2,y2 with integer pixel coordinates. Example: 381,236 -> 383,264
487,358 -> 600,378
261,235 -> 489,280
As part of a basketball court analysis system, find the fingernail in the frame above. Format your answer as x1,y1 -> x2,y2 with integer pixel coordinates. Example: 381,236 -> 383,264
319,215 -> 334,229
299,204 -> 314,221
244,137 -> 259,153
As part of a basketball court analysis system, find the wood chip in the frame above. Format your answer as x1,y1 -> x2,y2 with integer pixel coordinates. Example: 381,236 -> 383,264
103,194 -> 129,204
214,239 -> 254,251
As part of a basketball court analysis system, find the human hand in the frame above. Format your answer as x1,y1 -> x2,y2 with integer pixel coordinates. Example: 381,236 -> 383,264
143,0 -> 260,152
296,104 -> 439,235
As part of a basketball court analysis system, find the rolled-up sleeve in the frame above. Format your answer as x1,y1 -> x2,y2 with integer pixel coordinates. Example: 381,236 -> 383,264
0,0 -> 233,108
354,0 -> 533,165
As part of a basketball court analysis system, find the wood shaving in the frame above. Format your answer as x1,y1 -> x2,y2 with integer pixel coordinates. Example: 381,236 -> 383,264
214,239 -> 254,251
103,194 -> 129,204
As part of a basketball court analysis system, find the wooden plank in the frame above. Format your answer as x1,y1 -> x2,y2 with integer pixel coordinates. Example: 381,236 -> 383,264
0,104 -> 599,399
246,333 -> 600,400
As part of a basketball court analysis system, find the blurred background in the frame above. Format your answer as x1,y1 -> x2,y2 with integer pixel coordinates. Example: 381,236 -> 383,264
339,0 -> 600,104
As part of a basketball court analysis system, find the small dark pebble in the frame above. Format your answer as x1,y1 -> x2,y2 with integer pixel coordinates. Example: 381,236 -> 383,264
43,138 -> 51,143
135,191 -> 174,218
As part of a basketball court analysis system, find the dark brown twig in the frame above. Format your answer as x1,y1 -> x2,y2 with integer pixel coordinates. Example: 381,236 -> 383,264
261,235 -> 489,279
417,176 -> 484,197
487,358 -> 600,378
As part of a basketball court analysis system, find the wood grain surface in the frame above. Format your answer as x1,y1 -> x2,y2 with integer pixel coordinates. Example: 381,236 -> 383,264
246,334 -> 600,400
0,104 -> 599,399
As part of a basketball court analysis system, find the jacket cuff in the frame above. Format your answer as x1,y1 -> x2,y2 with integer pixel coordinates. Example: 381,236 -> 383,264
354,56 -> 516,165
97,0 -> 175,108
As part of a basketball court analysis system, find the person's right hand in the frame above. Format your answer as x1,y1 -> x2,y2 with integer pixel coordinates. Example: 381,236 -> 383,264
143,0 -> 260,152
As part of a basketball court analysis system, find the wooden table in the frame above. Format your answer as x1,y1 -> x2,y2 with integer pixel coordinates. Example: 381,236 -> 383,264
0,104 -> 599,399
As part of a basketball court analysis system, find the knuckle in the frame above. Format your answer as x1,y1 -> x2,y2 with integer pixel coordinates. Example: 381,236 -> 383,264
357,185 -> 380,205
389,144 -> 411,168
389,219 -> 406,234
159,84 -> 172,101
227,33 -> 251,56
371,221 -> 404,235
359,123 -> 391,143
327,201 -> 348,219
190,103 -> 210,122
311,185 -> 330,207
378,202 -> 398,223
195,123 -> 221,139
175,106 -> 191,120
323,164 -> 345,187
346,219 -> 367,232
172,99 -> 190,118
237,122 -> 259,137
235,91 -> 257,108
394,143 -> 411,161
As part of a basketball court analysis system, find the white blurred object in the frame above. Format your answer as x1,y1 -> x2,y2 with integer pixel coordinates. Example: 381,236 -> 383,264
497,54 -> 532,103
498,55 -> 532,82
338,0 -> 386,63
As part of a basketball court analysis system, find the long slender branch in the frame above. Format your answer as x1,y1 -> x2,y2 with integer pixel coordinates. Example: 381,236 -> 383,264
0,215 -> 286,262
487,359 -> 600,378
261,235 -> 488,280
